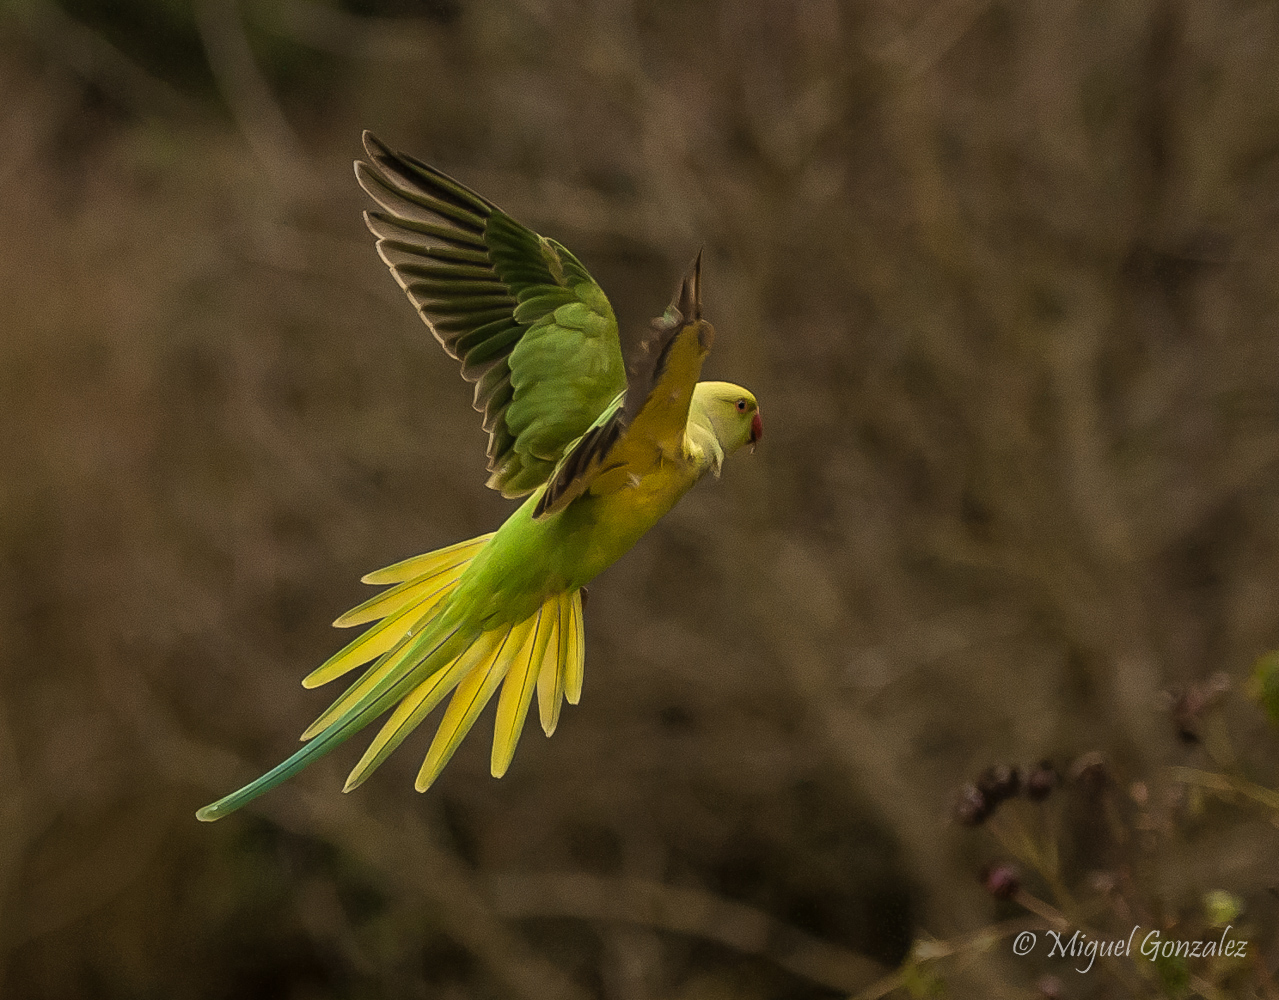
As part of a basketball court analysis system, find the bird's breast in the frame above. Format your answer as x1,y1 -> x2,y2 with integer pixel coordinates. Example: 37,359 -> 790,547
558,458 -> 700,589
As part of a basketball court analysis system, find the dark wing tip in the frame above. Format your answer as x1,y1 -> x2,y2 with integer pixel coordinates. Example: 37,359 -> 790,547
649,250 -> 704,338
658,250 -> 703,328
362,130 -> 391,161
677,248 -> 702,323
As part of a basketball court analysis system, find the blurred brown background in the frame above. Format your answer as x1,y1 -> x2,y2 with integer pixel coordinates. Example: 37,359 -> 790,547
3,0 -> 1279,996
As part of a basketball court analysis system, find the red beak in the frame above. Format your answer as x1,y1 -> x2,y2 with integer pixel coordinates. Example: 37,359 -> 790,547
749,411 -> 763,452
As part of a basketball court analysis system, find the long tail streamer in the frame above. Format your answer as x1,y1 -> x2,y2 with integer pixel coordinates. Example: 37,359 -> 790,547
196,535 -> 585,821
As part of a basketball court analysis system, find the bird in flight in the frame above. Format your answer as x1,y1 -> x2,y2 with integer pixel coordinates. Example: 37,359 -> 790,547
197,132 -> 762,821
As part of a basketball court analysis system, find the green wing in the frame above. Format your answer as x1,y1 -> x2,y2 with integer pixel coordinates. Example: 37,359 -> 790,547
357,132 -> 627,496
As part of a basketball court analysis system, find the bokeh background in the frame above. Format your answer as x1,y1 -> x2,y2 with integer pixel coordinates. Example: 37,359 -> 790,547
3,0 -> 1279,996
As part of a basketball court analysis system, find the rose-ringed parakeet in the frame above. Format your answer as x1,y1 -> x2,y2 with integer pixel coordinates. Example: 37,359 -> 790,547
196,132 -> 762,821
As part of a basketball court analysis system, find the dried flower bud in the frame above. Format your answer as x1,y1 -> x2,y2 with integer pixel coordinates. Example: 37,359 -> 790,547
1025,759 -> 1059,801
1169,673 -> 1231,743
1036,974 -> 1064,999
1070,751 -> 1108,787
953,782 -> 992,826
983,862 -> 1020,900
977,764 -> 1021,804
1167,688 -> 1200,743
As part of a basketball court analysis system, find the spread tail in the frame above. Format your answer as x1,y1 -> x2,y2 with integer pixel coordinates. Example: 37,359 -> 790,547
196,534 -> 586,821
344,586 -> 585,793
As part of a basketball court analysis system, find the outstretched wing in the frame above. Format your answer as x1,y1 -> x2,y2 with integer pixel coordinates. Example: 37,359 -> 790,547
534,253 -> 713,518
357,132 -> 627,497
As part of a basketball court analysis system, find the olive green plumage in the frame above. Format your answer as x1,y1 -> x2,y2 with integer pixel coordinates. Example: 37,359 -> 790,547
196,133 -> 761,822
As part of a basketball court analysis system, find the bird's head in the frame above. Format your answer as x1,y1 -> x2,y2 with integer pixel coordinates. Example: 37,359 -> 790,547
692,381 -> 762,457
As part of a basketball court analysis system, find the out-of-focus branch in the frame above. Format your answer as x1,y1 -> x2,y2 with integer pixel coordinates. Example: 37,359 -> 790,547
0,695 -> 41,986
1170,766 -> 1279,814
8,0 -> 203,119
480,172 -> 690,250
251,0 -> 445,62
7,793 -> 173,947
1044,272 -> 1135,568
94,644 -> 590,1000
1143,430 -> 1279,560
484,870 -> 887,994
193,0 -> 318,197
872,50 -> 1020,339
873,0 -> 993,81
293,801 -> 594,1000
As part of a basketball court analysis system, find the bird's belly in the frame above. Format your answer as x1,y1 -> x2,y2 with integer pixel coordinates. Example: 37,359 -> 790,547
561,463 -> 698,588
451,461 -> 699,627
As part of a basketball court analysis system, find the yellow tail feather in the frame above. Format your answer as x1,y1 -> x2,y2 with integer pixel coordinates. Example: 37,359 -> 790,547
343,628 -> 505,791
565,590 -> 585,705
334,560 -> 469,628
301,533 -> 492,737
491,606 -> 554,778
301,636 -> 412,741
304,563 -> 587,793
360,533 -> 494,585
537,596 -> 571,736
416,624 -> 527,791
304,596 -> 439,690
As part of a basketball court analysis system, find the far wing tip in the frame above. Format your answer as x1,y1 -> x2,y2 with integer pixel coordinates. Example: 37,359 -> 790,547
362,130 -> 389,159
676,252 -> 702,323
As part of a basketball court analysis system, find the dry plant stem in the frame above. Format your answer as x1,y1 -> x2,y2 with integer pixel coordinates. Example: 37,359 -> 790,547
993,824 -> 1150,998
988,809 -> 1075,915
847,917 -> 1046,1000
1012,872 -> 1149,996
1010,889 -> 1067,932
1169,766 -> 1279,813
484,871 -> 886,995
1199,712 -> 1240,774
1019,890 -> 1147,998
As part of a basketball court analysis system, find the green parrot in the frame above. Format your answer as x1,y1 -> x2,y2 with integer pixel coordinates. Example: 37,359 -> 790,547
196,132 -> 762,821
